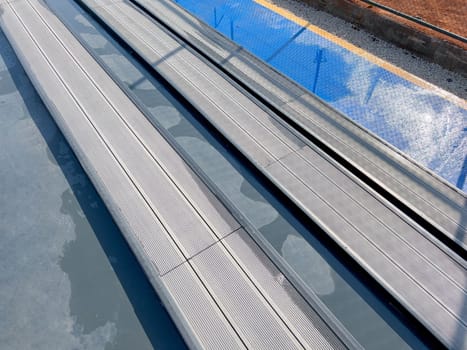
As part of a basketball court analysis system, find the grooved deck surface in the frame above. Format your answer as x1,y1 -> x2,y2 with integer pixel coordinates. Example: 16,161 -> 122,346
132,0 -> 467,251
80,0 -> 467,347
0,1 -> 348,349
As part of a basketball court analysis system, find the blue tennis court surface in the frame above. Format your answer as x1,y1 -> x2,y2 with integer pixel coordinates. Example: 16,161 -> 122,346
174,0 -> 467,192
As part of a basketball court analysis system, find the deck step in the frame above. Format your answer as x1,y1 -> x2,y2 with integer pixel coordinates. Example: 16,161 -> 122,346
0,1 -> 350,349
78,0 -> 466,348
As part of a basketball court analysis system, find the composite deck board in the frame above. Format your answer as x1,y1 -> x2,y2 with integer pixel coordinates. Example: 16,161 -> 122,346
283,98 -> 467,238
189,240 -> 303,350
80,1 -> 467,348
0,0 -> 188,276
266,148 -> 465,319
0,1 -> 349,349
168,229 -> 349,350
222,230 -> 347,350
160,262 -> 248,350
13,0 -> 222,258
91,1 -> 305,167
132,0 -> 467,251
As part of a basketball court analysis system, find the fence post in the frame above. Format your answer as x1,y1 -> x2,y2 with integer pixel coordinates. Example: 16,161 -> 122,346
312,49 -> 325,93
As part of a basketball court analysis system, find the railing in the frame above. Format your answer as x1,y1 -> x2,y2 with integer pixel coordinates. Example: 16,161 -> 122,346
359,0 -> 467,43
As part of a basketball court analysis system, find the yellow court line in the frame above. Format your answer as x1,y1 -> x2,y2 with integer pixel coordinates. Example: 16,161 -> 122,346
254,0 -> 467,109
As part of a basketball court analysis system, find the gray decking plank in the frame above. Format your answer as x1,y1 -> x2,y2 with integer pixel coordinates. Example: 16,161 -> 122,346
132,0 -> 301,104
19,0 -> 232,259
161,262 -> 247,350
266,153 -> 466,348
163,229 -> 350,350
98,1 -> 305,164
268,148 -> 466,313
87,3 -> 275,167
223,230 -> 348,350
189,241 -> 304,350
284,98 -> 466,241
47,1 -> 242,241
45,0 -> 242,241
293,147 -> 466,284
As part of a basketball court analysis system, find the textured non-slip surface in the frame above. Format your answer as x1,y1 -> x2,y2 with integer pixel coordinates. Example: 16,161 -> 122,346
81,1 -> 466,347
0,1 -> 348,348
131,0 -> 467,254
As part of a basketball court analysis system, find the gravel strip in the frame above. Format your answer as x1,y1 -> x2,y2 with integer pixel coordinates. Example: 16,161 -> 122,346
264,0 -> 467,99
